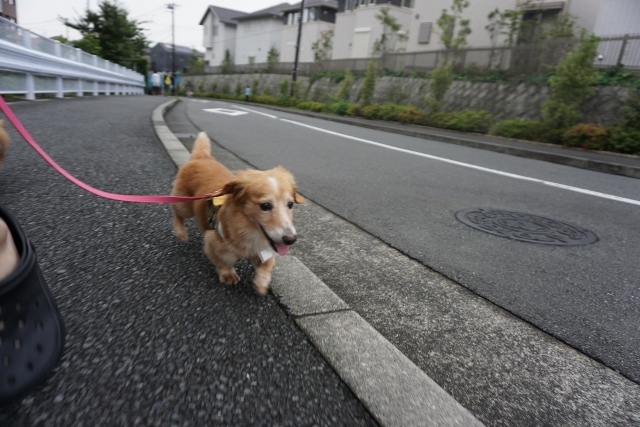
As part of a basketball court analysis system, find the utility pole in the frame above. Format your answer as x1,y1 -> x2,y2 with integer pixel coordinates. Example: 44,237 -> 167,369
167,3 -> 178,95
291,0 -> 305,96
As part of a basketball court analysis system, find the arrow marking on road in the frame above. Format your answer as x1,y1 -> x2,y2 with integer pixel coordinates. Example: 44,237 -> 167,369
230,105 -> 278,119
203,108 -> 248,116
281,119 -> 640,207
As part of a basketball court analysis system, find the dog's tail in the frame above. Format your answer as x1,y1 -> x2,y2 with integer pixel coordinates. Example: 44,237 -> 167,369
190,132 -> 211,161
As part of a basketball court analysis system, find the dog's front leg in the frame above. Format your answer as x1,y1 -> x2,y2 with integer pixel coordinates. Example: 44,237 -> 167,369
203,231 -> 240,285
251,256 -> 275,295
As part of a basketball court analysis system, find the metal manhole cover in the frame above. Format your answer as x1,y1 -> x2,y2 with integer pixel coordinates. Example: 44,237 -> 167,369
455,209 -> 598,246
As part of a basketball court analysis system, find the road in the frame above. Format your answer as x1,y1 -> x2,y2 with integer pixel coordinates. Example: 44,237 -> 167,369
1,96 -> 639,426
0,97 -> 377,426
175,98 -> 640,425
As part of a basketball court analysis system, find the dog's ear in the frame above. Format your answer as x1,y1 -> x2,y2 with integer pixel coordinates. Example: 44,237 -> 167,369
221,180 -> 244,198
293,188 -> 305,204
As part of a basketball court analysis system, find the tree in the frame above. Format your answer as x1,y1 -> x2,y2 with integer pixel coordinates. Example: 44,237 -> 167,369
372,7 -> 408,67
437,0 -> 471,53
542,31 -> 600,130
221,49 -> 234,74
60,0 -> 147,68
312,29 -> 334,63
267,46 -> 279,72
336,69 -> 353,102
360,60 -> 377,107
425,0 -> 471,112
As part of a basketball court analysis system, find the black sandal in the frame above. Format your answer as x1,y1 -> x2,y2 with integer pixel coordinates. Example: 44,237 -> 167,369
0,205 -> 65,405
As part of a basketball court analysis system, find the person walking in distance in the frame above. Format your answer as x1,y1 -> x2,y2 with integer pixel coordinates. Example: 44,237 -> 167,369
244,85 -> 251,102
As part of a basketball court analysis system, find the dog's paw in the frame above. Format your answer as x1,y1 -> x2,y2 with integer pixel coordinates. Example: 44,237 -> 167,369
219,270 -> 240,285
253,276 -> 271,296
175,229 -> 189,242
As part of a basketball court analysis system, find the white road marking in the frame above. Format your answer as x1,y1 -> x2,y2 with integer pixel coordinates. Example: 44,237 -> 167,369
203,108 -> 248,116
280,119 -> 640,207
230,105 -> 278,119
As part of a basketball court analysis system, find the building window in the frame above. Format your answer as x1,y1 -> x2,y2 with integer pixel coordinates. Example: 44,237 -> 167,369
403,0 -> 413,7
308,7 -> 316,21
248,56 -> 255,65
213,25 -> 218,36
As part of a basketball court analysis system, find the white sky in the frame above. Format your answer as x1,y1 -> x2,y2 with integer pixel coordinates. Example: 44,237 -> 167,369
17,0 -> 287,52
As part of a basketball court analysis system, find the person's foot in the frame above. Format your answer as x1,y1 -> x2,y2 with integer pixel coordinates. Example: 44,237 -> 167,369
0,218 -> 19,280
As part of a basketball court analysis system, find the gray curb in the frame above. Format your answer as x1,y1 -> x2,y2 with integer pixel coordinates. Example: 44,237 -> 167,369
152,99 -> 485,427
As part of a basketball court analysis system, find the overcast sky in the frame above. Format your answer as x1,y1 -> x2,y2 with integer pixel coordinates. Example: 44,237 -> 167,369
18,0 -> 287,51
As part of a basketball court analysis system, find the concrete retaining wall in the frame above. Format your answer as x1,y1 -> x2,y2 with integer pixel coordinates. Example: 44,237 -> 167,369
181,74 -> 632,125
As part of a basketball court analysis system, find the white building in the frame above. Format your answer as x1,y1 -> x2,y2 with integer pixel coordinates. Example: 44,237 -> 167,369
280,0 -> 339,63
234,3 -> 291,66
200,6 -> 247,67
200,0 -> 640,68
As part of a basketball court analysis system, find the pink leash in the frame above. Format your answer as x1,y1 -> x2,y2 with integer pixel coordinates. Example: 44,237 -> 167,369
0,96 -> 221,203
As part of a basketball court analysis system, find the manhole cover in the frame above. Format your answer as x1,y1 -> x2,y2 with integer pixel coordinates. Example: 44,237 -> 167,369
455,209 -> 598,246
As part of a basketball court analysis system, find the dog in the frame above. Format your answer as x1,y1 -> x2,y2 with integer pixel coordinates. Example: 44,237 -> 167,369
0,120 -> 9,168
170,132 -> 304,295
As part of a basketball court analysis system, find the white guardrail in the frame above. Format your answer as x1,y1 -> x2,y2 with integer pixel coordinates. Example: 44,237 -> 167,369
0,17 -> 145,99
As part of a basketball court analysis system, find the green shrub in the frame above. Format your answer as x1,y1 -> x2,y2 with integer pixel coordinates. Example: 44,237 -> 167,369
279,79 -> 290,97
211,82 -> 218,93
254,94 -> 279,105
360,60 -> 377,106
346,103 -> 361,116
608,126 -> 640,155
397,106 -> 427,125
235,83 -> 242,97
562,124 -> 609,150
335,69 -> 353,101
435,109 -> 493,133
297,101 -> 326,112
359,104 -> 382,119
489,118 -> 549,141
425,63 -> 453,112
542,32 -> 600,129
292,81 -> 301,100
221,83 -> 230,94
330,100 -> 350,116
251,78 -> 259,99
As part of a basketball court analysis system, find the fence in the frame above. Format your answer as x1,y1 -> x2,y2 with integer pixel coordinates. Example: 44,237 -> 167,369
204,34 -> 639,76
0,17 -> 145,99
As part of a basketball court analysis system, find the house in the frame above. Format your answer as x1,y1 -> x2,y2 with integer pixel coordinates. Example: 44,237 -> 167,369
199,6 -> 247,67
331,0 -> 640,59
148,42 -> 193,73
234,3 -> 291,65
1,0 -> 18,23
280,0 -> 339,63
332,0 -> 413,59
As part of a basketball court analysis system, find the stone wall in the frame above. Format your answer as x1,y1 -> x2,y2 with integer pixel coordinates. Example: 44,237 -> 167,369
180,74 -> 632,125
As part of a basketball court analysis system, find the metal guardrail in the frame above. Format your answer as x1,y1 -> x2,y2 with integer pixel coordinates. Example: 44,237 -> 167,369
0,16 -> 145,99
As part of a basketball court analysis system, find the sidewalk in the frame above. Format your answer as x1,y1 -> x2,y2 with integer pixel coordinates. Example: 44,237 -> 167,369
164,97 -> 640,426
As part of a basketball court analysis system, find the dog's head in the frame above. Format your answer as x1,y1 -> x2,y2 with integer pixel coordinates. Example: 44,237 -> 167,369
222,166 -> 304,255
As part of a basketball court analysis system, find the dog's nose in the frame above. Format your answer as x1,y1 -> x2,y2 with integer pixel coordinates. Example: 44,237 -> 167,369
282,235 -> 297,245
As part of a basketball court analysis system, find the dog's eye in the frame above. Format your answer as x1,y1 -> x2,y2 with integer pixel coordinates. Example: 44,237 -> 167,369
259,202 -> 273,211
287,201 -> 294,209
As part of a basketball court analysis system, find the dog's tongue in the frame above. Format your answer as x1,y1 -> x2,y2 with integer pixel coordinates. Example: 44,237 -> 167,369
275,244 -> 290,256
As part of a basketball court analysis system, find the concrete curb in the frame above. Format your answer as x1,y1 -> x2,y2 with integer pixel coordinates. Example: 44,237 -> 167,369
151,99 -> 485,427
226,101 -> 640,180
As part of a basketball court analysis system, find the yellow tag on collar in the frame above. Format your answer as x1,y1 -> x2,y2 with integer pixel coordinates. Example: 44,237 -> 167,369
212,195 -> 227,206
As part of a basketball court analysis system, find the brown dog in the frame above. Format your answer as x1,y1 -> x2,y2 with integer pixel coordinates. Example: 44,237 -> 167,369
0,120 -> 9,168
170,132 -> 304,294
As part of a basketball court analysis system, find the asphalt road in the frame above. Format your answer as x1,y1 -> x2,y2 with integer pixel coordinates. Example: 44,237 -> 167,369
0,97 -> 378,426
183,99 -> 640,385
